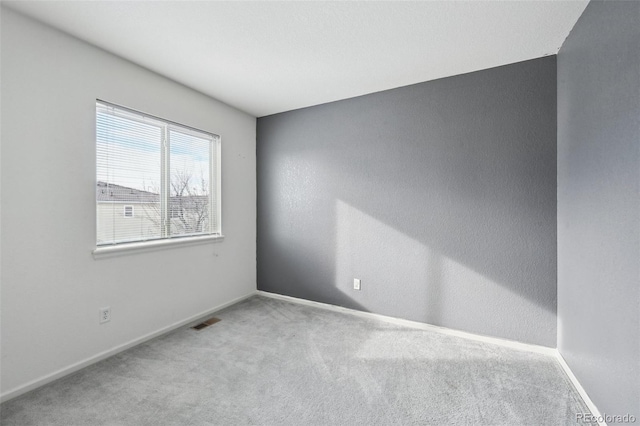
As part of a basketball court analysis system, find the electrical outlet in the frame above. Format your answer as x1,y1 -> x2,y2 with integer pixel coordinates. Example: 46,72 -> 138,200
353,278 -> 361,291
99,307 -> 111,324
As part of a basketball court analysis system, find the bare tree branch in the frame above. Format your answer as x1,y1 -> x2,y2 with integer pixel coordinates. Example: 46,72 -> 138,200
140,169 -> 209,235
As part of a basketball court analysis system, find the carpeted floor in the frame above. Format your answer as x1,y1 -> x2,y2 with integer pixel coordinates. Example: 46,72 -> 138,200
1,295 -> 595,425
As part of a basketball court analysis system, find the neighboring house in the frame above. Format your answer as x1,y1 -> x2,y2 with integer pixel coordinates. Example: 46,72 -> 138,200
97,181 -> 211,244
96,181 -> 160,245
169,194 -> 211,234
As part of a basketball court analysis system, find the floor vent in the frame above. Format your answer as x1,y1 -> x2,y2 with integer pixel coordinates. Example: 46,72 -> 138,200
191,317 -> 221,330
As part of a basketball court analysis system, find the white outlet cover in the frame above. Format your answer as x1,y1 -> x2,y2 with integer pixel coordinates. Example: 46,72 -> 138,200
99,307 -> 111,324
353,279 -> 361,290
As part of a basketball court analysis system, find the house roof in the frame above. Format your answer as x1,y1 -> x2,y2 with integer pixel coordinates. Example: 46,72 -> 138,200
96,181 -> 159,203
97,182 -> 209,206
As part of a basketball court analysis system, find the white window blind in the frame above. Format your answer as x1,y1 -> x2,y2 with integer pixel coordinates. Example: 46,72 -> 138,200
96,100 -> 221,246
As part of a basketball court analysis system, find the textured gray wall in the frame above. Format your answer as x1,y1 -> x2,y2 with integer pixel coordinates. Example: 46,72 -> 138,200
258,57 -> 557,347
557,1 -> 640,420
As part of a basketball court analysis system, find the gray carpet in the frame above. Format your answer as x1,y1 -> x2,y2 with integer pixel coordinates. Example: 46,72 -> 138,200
1,295 -> 595,425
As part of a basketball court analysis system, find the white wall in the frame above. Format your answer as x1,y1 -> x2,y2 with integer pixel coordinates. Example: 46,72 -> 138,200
0,8 -> 256,400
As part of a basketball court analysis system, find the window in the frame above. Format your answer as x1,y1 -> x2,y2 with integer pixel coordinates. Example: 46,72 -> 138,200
96,100 -> 221,247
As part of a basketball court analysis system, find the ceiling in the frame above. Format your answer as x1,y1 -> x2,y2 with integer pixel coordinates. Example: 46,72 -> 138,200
4,1 -> 589,117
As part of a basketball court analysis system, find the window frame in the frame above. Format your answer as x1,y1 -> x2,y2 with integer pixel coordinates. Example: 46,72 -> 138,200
93,100 -> 223,259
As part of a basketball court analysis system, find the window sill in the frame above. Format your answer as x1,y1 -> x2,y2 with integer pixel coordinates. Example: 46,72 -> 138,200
93,234 -> 225,259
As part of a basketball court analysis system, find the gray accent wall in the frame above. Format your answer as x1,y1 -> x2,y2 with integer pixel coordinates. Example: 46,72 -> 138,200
258,57 -> 557,347
557,0 -> 640,420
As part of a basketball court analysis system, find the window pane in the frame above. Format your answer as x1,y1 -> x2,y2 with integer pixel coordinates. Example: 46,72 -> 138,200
96,104 -> 162,245
168,129 -> 212,237
96,101 -> 220,248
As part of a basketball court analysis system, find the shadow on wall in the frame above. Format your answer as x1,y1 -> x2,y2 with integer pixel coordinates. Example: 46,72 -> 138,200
257,57 -> 557,346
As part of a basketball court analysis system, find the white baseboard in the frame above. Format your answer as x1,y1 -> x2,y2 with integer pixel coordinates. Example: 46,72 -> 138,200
0,292 -> 255,403
555,351 -> 606,426
256,290 -> 557,357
